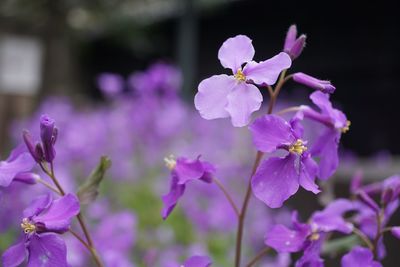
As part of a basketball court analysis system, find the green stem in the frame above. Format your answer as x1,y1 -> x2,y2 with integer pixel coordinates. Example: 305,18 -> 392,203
213,177 -> 240,217
246,247 -> 271,267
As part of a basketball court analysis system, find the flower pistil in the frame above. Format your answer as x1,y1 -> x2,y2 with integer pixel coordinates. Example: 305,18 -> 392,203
21,218 -> 36,234
289,139 -> 307,155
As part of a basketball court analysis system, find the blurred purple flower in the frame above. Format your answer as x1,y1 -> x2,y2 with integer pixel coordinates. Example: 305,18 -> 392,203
182,255 -> 212,267
2,194 -> 79,267
341,246 -> 382,267
97,73 -> 124,98
250,114 -> 320,208
195,35 -> 291,127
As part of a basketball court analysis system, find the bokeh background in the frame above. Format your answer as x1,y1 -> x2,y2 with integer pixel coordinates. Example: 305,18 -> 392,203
1,0 -> 400,266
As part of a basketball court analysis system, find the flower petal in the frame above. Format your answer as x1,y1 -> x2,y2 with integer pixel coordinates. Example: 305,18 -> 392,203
23,194 -> 53,218
194,75 -> 235,120
249,114 -> 296,153
0,151 -> 35,187
299,154 -> 320,194
2,241 -> 27,267
226,83 -> 262,127
243,52 -> 291,85
310,129 -> 340,180
309,91 -> 347,128
161,174 -> 186,220
175,157 -> 205,185
341,246 -> 382,267
265,224 -> 309,253
251,154 -> 299,208
33,194 -> 80,233
27,233 -> 68,267
183,255 -> 212,267
218,35 -> 255,72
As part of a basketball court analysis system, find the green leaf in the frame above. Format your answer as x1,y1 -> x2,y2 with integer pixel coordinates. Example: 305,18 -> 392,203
77,156 -> 111,205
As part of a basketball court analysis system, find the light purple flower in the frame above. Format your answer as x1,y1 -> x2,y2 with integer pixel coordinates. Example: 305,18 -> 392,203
250,114 -> 320,208
0,145 -> 36,187
97,73 -> 124,98
283,25 -> 306,60
298,91 -> 349,179
182,255 -> 212,267
341,246 -> 382,267
293,72 -> 336,94
195,35 -> 291,127
40,114 -> 58,163
2,194 -> 80,267
161,156 -> 215,220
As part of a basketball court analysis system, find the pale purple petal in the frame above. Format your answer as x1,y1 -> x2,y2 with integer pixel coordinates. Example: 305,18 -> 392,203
311,199 -> 355,234
293,72 -> 336,94
249,114 -> 296,153
265,224 -> 309,252
299,154 -> 320,194
341,246 -> 382,267
161,174 -> 185,220
218,35 -> 255,72
295,236 -> 325,267
27,233 -> 68,267
391,226 -> 400,239
33,194 -> 80,233
23,194 -> 52,218
175,157 -> 206,185
284,25 -> 297,52
309,91 -> 347,128
183,255 -> 212,267
0,150 -> 35,187
194,75 -> 235,120
252,154 -> 299,208
243,52 -> 292,85
2,241 -> 27,267
310,128 -> 340,180
226,82 -> 262,127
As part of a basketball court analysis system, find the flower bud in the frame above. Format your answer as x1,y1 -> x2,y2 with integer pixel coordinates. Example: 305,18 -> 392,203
13,172 -> 39,185
40,114 -> 56,162
23,130 -> 42,163
288,34 -> 306,60
293,72 -> 336,94
283,25 -> 297,52
357,190 -> 379,213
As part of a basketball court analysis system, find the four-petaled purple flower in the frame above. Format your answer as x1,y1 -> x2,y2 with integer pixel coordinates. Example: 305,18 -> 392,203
0,145 -> 37,187
181,255 -> 212,267
341,246 -> 382,267
195,35 -> 291,127
250,114 -> 320,208
265,199 -> 355,266
161,156 -> 216,220
2,193 -> 80,267
297,91 -> 349,179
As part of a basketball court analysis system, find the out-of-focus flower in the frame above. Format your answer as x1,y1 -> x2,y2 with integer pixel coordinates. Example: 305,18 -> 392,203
283,25 -> 306,60
293,72 -> 336,94
0,145 -> 36,187
250,114 -> 320,208
341,246 -> 382,267
297,91 -> 349,179
161,156 -> 215,219
195,35 -> 291,127
181,255 -> 212,267
2,194 -> 80,267
97,73 -> 125,98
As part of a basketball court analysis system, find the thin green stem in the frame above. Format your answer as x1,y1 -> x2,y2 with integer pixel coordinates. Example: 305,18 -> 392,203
37,178 -> 61,195
353,227 -> 374,250
246,247 -> 271,267
213,177 -> 240,217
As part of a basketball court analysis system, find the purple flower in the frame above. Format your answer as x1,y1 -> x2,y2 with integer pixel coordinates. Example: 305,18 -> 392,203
182,255 -> 212,267
265,200 -> 355,265
250,114 -> 320,208
293,72 -> 336,94
283,25 -> 306,60
161,156 -> 215,220
298,91 -> 349,179
96,73 -> 124,98
2,194 -> 80,267
195,35 -> 291,127
341,246 -> 382,267
0,145 -> 36,187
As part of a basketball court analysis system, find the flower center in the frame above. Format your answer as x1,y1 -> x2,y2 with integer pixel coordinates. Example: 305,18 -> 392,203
289,139 -> 307,155
21,218 -> 36,234
234,69 -> 246,82
341,120 -> 351,133
164,155 -> 176,170
309,232 -> 320,241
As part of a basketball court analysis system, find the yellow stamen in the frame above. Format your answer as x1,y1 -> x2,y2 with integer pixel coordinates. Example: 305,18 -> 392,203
234,69 -> 246,82
341,120 -> 351,133
21,218 -> 36,234
289,139 -> 307,155
164,155 -> 176,170
309,232 -> 320,241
